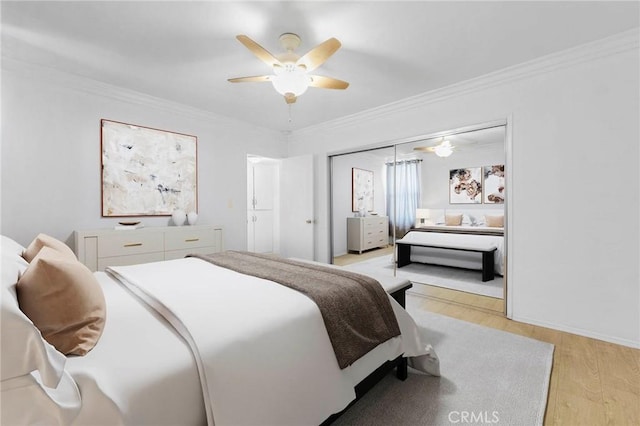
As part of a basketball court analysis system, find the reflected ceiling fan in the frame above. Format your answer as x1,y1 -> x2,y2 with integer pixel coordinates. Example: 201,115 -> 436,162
228,33 -> 349,104
413,138 -> 455,158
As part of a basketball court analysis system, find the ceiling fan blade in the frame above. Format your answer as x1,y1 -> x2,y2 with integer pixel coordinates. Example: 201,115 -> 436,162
297,38 -> 341,72
309,75 -> 349,90
236,35 -> 282,68
284,94 -> 297,104
227,75 -> 272,83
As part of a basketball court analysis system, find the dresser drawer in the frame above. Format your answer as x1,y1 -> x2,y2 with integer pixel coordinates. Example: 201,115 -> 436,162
97,232 -> 164,258
363,217 -> 387,229
97,252 -> 165,271
165,229 -> 219,251
363,236 -> 387,251
363,227 -> 386,237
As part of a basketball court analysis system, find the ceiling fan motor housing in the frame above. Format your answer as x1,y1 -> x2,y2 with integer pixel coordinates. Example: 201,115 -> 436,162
279,33 -> 302,51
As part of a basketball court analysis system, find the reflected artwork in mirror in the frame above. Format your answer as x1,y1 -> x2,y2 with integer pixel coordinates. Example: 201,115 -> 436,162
449,167 -> 482,204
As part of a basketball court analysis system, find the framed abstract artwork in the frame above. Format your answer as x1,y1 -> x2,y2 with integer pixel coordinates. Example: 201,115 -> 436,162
352,168 -> 374,212
483,164 -> 505,204
449,167 -> 482,204
101,119 -> 197,217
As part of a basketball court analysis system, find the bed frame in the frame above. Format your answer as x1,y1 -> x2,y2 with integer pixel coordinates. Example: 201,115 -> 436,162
321,281 -> 412,425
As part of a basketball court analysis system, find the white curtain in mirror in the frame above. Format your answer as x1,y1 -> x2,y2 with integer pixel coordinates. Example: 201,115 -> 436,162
386,159 -> 422,237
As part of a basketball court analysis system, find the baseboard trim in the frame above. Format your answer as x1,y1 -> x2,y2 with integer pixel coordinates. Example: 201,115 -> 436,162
512,315 -> 640,349
407,289 -> 504,317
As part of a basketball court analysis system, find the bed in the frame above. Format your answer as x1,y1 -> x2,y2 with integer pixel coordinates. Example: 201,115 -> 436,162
398,225 -> 505,276
1,235 -> 439,425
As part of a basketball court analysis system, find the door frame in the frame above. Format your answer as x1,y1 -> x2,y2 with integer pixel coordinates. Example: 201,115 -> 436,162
327,118 -> 512,318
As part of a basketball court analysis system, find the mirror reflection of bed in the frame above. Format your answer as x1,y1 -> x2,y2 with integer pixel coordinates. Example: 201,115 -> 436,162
331,124 -> 506,314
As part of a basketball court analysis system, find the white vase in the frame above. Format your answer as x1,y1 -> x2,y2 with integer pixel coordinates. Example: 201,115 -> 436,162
171,209 -> 186,226
187,211 -> 198,226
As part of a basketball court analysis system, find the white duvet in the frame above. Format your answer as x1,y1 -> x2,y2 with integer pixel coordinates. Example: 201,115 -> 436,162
77,257 -> 438,425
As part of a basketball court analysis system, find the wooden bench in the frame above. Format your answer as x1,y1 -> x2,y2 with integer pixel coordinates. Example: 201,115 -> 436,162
396,239 -> 497,282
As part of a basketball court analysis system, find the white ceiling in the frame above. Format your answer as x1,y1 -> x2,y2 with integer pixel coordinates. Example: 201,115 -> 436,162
2,1 -> 638,132
362,124 -> 505,160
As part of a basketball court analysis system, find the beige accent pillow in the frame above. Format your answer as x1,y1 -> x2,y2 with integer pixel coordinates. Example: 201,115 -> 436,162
485,215 -> 504,227
23,233 -> 76,263
445,214 -> 463,226
17,247 -> 106,356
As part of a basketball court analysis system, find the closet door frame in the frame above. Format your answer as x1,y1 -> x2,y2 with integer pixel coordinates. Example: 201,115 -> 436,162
327,118 -> 512,318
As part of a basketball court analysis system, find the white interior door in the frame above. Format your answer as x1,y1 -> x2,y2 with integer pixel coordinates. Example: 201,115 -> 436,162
253,210 -> 274,253
253,163 -> 276,210
247,158 -> 279,253
280,155 -> 314,260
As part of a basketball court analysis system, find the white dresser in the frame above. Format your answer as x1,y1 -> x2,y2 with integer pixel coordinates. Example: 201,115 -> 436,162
347,216 -> 389,254
74,225 -> 223,271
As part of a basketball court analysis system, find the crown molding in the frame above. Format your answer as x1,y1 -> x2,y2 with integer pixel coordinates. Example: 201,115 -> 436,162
3,27 -> 637,141
1,55 -> 283,138
291,27 -> 640,137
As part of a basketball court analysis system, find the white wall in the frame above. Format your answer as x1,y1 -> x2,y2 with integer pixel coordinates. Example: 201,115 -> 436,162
288,31 -> 640,348
331,151 -> 388,256
0,59 -> 287,250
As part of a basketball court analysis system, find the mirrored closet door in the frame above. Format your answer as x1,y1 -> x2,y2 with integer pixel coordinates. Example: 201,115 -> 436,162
330,124 -> 507,315
330,146 -> 396,268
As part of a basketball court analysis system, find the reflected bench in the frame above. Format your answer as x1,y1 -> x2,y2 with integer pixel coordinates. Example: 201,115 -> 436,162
396,239 -> 497,282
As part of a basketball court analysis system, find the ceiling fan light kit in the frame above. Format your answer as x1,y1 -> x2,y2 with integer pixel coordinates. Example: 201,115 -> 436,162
271,63 -> 311,98
228,33 -> 349,104
434,140 -> 454,157
413,138 -> 455,158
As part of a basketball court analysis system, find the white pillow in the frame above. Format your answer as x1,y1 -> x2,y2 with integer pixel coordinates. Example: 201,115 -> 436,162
1,236 -> 66,388
1,235 -> 28,258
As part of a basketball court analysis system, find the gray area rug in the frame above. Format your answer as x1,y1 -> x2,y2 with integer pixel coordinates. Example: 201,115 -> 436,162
334,298 -> 554,426
344,254 -> 504,299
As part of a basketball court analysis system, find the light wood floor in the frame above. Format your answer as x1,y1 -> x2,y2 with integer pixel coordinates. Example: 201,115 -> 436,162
333,246 -> 395,266
334,247 -> 504,313
334,249 -> 640,425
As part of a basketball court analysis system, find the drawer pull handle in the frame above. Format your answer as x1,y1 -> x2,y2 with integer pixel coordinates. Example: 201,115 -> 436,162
185,238 -> 200,243
123,243 -> 143,248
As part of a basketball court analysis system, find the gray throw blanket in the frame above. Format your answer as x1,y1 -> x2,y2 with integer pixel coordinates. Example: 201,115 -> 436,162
189,251 -> 401,369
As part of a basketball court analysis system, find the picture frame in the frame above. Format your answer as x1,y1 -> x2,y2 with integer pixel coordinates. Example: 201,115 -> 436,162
483,164 -> 505,204
101,119 -> 198,217
449,167 -> 482,204
352,167 -> 374,212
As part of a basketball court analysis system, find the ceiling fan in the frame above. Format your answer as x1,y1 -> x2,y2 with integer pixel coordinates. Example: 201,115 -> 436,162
228,33 -> 349,104
413,138 -> 455,158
